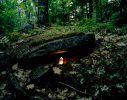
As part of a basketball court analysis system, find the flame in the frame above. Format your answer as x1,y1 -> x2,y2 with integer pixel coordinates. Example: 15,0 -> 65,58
59,57 -> 63,65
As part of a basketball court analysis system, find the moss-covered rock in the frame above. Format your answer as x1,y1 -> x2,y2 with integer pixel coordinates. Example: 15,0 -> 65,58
9,33 -> 95,68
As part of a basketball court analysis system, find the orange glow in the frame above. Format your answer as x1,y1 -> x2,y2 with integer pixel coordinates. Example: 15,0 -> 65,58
59,57 -> 63,65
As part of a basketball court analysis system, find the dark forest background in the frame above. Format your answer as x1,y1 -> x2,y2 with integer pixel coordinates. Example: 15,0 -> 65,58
0,0 -> 127,36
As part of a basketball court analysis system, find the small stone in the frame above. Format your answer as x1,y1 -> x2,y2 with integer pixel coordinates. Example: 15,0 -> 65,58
16,69 -> 24,78
69,91 -> 76,97
40,88 -> 46,93
19,69 -> 24,74
53,67 -> 62,75
57,95 -> 65,100
35,89 -> 41,92
26,84 -> 34,90
20,77 -> 27,82
48,93 -> 52,98
25,69 -> 32,74
12,63 -> 18,70
57,88 -> 61,93
6,92 -> 12,95
63,88 -> 68,93
1,71 -> 6,75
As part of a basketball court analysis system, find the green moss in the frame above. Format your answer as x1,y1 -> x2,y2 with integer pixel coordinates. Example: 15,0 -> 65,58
30,32 -> 85,46
7,32 -> 31,42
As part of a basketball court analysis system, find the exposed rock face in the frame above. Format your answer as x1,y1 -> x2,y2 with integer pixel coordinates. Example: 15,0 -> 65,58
9,34 -> 96,67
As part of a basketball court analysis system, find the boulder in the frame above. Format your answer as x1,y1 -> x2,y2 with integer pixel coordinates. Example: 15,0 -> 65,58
9,33 -> 96,67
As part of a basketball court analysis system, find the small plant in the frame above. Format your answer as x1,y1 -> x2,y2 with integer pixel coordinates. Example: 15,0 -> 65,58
7,32 -> 22,42
7,32 -> 30,42
0,1 -> 20,34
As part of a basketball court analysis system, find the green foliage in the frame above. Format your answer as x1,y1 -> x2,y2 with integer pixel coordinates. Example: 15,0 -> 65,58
121,26 -> 127,34
7,32 -> 30,42
74,19 -> 115,34
19,0 -> 37,24
110,12 -> 127,27
7,32 -> 22,42
49,0 -> 70,25
95,22 -> 115,33
49,0 -> 94,25
101,0 -> 127,26
0,0 -> 20,34
48,0 -> 126,27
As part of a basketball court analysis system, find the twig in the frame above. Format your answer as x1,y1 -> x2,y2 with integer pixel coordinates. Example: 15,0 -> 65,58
58,81 -> 86,94
58,81 -> 104,100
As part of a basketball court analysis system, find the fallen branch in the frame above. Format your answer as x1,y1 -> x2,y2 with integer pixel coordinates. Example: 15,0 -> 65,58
58,81 -> 104,100
58,81 -> 86,94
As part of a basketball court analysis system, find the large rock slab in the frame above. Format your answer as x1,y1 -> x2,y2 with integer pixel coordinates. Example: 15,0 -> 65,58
9,33 -> 96,67
0,33 -> 96,99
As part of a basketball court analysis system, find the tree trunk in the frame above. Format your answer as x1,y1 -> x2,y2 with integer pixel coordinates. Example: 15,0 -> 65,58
120,0 -> 127,17
89,0 -> 93,18
37,0 -> 48,27
95,0 -> 102,22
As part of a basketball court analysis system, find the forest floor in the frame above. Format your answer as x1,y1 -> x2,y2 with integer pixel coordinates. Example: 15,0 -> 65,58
0,26 -> 127,100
